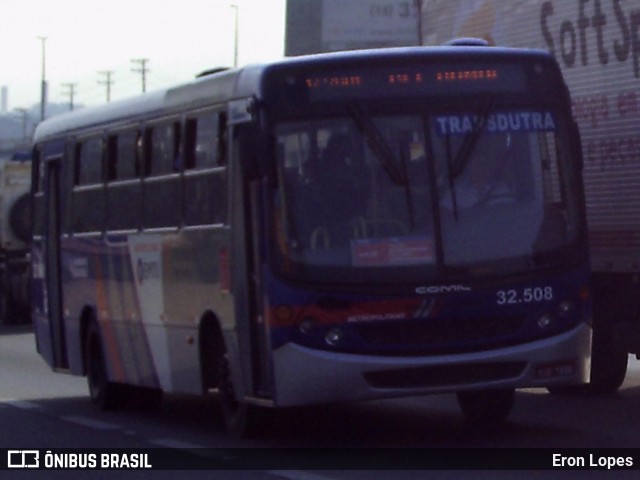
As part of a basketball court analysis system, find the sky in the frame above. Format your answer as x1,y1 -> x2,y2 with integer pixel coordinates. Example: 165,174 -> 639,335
1,0 -> 286,111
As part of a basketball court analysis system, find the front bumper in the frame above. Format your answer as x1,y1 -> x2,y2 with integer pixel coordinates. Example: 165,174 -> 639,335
271,322 -> 591,406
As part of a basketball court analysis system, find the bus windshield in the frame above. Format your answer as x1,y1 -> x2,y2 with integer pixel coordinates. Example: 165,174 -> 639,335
274,104 -> 582,284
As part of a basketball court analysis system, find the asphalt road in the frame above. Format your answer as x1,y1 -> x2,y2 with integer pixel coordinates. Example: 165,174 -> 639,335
2,324 -> 640,479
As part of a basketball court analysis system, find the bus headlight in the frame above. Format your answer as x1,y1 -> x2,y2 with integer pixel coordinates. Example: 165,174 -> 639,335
325,327 -> 345,346
537,313 -> 554,330
557,300 -> 574,317
299,316 -> 317,334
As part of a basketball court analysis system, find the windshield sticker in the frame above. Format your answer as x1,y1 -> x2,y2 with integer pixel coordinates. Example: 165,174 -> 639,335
435,111 -> 556,136
352,236 -> 435,267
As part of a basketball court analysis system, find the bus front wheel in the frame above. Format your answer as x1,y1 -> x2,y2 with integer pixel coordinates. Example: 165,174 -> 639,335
457,388 -> 515,425
215,339 -> 264,438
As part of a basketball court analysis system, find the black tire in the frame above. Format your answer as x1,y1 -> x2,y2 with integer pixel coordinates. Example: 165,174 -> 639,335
547,325 -> 627,396
589,323 -> 628,394
85,321 -> 126,410
9,194 -> 31,244
214,336 -> 265,438
588,273 -> 630,394
457,388 -> 515,425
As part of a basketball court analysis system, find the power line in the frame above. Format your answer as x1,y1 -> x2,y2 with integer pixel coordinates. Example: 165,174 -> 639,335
97,71 -> 115,102
131,58 -> 149,93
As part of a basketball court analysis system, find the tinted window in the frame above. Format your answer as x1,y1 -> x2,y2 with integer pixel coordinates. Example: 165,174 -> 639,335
184,112 -> 222,170
77,137 -> 103,185
148,121 -> 181,176
183,111 -> 228,226
106,130 -> 140,182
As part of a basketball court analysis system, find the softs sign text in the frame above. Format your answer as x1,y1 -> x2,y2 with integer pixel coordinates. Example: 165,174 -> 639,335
541,0 -> 640,78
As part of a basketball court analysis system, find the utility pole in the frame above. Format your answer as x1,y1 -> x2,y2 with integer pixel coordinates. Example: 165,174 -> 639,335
13,108 -> 29,144
37,36 -> 47,121
98,71 -> 114,102
131,58 -> 149,93
61,83 -> 77,110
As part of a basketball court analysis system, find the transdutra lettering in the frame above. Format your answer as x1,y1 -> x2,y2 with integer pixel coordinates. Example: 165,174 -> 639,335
435,111 -> 556,136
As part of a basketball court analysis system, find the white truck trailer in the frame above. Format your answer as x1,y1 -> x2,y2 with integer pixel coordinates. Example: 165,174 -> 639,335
419,0 -> 640,391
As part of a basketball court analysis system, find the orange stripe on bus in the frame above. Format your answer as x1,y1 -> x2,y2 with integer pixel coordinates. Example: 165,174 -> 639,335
94,256 -> 126,382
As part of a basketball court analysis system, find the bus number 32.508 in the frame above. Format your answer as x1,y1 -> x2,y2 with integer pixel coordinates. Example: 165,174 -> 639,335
496,287 -> 554,305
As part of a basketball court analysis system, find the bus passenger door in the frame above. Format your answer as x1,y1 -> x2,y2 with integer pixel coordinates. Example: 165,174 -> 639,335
42,157 -> 68,369
228,119 -> 272,401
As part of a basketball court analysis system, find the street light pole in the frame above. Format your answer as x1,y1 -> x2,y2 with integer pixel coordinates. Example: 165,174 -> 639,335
37,36 -> 47,122
230,4 -> 239,68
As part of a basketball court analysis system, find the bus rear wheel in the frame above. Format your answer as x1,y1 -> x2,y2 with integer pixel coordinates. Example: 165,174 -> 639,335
457,388 -> 515,425
86,322 -> 126,410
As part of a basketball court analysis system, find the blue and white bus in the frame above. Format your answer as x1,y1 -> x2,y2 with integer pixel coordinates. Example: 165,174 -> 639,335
31,43 -> 591,437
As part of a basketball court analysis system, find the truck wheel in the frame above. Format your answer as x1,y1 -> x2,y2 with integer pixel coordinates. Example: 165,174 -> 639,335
457,388 -> 515,425
9,194 -> 31,244
86,322 -> 127,410
589,324 -> 628,394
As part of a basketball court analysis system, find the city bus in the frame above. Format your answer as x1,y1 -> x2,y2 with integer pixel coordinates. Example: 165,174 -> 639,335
31,43 -> 592,437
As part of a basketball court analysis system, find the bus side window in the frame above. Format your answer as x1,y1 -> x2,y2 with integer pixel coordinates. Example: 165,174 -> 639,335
149,121 -> 181,175
32,145 -> 43,193
142,120 -> 181,229
73,143 -> 82,186
218,112 -> 227,166
183,110 -> 228,227
106,135 -> 118,181
106,129 -> 142,232
61,142 -> 76,235
107,130 -> 140,181
77,137 -> 104,185
73,136 -> 105,233
184,111 -> 220,170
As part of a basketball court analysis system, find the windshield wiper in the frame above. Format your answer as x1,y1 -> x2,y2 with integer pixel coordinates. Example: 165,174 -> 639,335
348,103 -> 416,228
349,103 -> 406,185
445,96 -> 496,220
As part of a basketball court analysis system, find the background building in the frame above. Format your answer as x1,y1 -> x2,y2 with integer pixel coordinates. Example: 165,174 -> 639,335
285,0 -> 424,55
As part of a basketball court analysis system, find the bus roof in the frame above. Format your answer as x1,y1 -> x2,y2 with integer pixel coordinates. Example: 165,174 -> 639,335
33,68 -> 243,143
33,44 -> 555,143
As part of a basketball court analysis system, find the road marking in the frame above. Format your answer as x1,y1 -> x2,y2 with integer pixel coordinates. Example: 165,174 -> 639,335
1,399 -> 44,411
60,415 -> 122,430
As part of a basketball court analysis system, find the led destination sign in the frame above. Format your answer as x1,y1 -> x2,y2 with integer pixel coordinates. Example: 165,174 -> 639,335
304,64 -> 527,100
